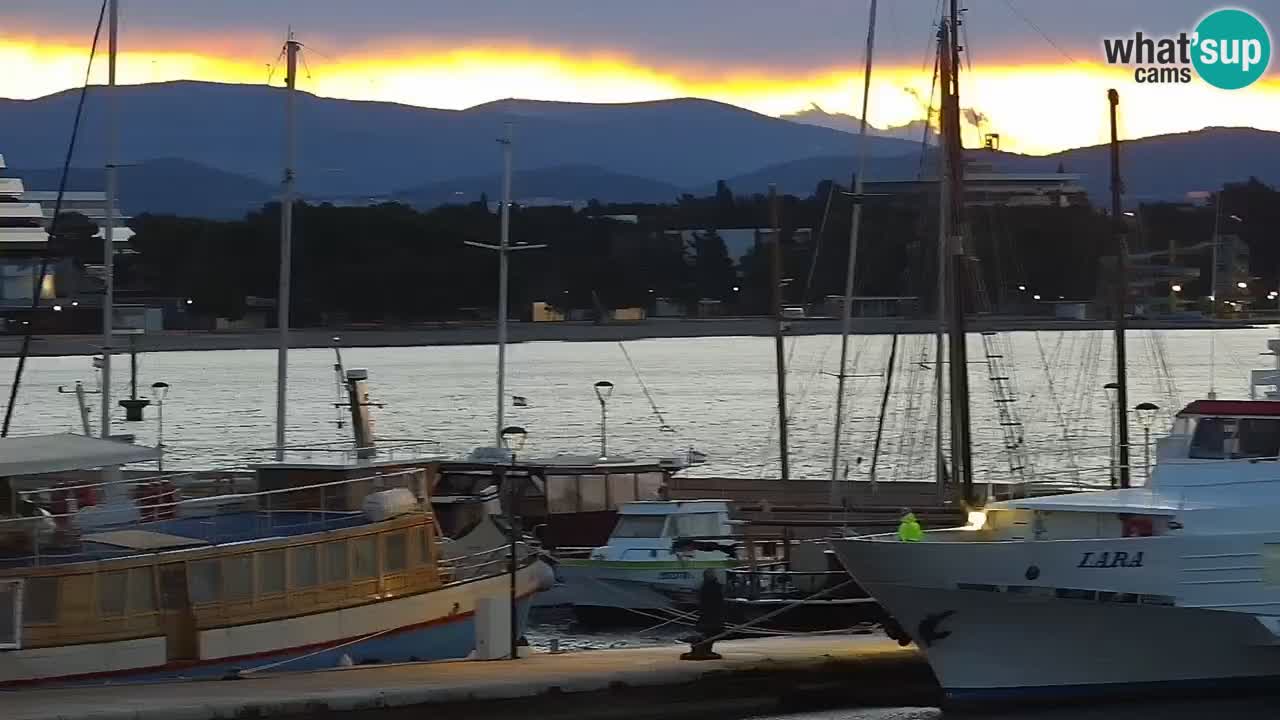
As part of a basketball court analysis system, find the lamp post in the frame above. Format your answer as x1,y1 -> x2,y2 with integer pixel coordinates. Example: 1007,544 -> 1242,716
150,381 -> 169,471
593,381 -> 614,460
1104,382 -> 1119,488
499,425 -> 527,661
1135,402 -> 1159,484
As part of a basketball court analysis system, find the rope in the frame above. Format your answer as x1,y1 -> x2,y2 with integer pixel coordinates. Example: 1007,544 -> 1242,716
616,342 -> 674,432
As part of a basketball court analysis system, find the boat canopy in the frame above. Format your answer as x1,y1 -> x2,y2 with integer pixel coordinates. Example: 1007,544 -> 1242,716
0,433 -> 159,476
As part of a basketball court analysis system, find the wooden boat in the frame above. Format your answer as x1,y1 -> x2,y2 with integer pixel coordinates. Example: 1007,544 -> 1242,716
0,434 -> 551,687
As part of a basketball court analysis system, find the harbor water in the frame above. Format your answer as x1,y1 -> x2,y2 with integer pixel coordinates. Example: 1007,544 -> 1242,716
2,327 -> 1271,482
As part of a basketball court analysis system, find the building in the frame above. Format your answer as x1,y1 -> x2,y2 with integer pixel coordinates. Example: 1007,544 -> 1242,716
864,165 -> 1089,209
0,156 -> 60,310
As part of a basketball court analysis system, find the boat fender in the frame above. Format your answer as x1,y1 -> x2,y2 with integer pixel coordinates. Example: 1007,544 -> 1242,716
337,653 -> 354,667
362,488 -> 418,522
882,617 -> 912,647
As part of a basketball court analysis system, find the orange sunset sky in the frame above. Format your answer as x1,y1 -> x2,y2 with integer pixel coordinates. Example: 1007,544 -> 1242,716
3,1 -> 1278,156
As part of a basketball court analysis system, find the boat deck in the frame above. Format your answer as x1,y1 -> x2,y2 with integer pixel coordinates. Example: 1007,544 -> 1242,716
5,633 -> 932,720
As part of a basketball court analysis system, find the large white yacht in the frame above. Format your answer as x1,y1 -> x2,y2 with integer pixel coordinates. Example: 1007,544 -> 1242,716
832,362 -> 1280,704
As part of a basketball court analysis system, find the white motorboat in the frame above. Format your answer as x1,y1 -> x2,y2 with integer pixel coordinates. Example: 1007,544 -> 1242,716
832,394 -> 1280,704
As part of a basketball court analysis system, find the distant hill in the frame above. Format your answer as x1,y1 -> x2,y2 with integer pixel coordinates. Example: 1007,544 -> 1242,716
9,158 -> 276,219
719,127 -> 1280,204
1,82 -> 1274,214
392,164 -> 684,208
0,81 -> 921,197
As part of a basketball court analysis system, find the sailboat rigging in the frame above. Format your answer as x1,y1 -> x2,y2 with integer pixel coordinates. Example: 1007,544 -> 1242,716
829,0 -> 880,491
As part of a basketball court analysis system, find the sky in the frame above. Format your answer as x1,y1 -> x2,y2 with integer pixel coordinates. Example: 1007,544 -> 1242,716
2,1 -> 1278,155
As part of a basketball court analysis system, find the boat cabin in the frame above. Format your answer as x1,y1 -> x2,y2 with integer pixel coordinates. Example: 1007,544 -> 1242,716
589,500 -> 734,562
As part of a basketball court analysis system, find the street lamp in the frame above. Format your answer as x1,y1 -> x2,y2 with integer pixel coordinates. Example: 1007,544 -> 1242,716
1171,284 -> 1182,293
1135,402 -> 1160,484
1237,281 -> 1248,290
1104,382 -> 1120,488
593,381 -> 614,460
151,381 -> 170,471
1033,294 -> 1042,301
1017,284 -> 1027,291
498,424 -> 527,661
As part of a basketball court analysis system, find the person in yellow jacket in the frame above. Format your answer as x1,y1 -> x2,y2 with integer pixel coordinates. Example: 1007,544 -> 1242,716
898,508 -> 924,542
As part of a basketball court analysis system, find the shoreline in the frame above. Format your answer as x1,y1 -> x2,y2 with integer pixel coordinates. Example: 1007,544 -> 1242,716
0,316 -> 1263,357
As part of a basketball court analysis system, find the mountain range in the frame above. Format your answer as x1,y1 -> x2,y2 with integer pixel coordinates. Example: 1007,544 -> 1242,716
1,81 -> 1276,218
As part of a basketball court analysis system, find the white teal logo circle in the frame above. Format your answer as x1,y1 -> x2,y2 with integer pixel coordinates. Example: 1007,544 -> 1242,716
1193,8 -> 1271,89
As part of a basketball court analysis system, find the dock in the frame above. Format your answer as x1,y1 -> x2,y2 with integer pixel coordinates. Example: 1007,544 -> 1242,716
7,634 -> 935,720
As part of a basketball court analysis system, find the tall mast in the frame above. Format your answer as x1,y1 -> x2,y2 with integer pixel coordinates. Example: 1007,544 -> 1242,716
1109,89 -> 1131,489
769,185 -> 791,481
495,123 -> 513,446
942,2 -> 975,507
933,21 -> 948,499
274,35 -> 299,460
101,0 -> 118,439
829,0 -> 879,487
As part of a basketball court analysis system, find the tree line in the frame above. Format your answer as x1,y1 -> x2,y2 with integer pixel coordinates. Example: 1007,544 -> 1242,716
71,176 -> 1278,324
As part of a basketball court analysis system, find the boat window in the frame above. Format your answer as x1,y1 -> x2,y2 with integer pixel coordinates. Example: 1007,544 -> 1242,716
352,536 -> 377,581
608,474 -> 637,505
546,475 -> 579,514
98,571 -> 128,617
223,556 -> 253,602
291,545 -> 318,589
23,576 -> 58,624
673,513 -> 724,538
612,516 -> 666,538
636,473 -> 665,501
189,560 -> 222,605
1236,418 -> 1280,459
323,540 -> 349,584
580,475 -> 607,512
0,580 -> 18,648
258,550 -> 286,595
129,567 -> 156,613
385,532 -> 407,573
1189,417 -> 1229,459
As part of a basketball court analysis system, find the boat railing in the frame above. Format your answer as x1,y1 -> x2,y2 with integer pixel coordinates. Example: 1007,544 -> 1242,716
0,467 -> 431,565
253,438 -> 443,465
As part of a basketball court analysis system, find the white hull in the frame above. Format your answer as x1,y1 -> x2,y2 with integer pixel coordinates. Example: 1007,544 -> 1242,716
862,582 -> 1280,703
831,532 -> 1280,703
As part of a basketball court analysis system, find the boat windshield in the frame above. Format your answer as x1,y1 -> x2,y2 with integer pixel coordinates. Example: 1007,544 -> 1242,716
612,516 -> 666,538
1190,417 -> 1280,459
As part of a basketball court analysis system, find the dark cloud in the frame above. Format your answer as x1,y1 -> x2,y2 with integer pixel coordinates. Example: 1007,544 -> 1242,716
5,0 -> 1278,72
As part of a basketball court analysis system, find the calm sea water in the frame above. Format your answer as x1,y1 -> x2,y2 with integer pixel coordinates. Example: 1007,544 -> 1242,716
1,327 -> 1271,481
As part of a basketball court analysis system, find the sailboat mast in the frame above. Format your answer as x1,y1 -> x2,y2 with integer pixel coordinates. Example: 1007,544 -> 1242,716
942,3 -> 975,507
1109,89 -> 1131,489
933,21 -> 948,498
101,0 -> 118,439
829,0 -> 879,487
495,123 -> 513,446
769,185 -> 791,481
274,36 -> 299,460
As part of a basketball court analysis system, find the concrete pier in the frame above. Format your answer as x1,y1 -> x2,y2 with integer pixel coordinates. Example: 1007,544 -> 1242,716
7,634 -> 935,720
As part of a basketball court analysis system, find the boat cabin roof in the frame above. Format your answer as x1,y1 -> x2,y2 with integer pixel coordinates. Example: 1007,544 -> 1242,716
0,434 -> 159,477
1178,400 -> 1280,418
993,487 -> 1222,514
619,499 -> 731,515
